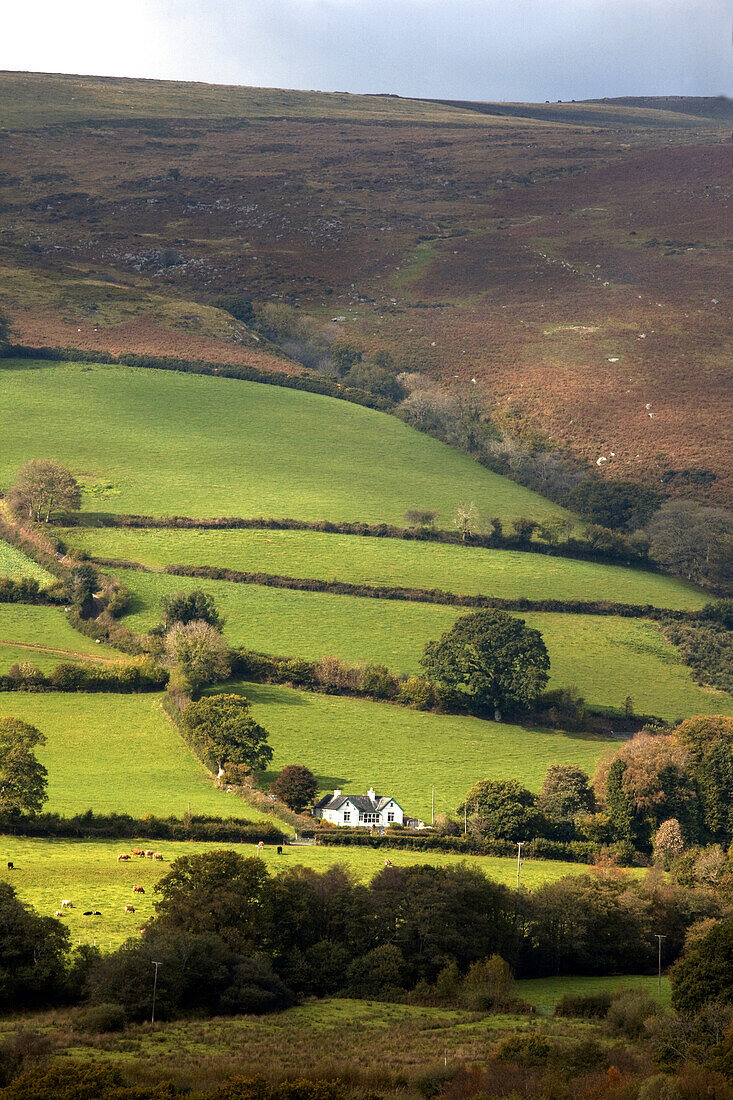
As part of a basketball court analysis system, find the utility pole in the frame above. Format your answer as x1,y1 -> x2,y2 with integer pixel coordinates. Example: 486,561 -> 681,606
151,961 -> 162,1024
655,935 -> 666,995
464,803 -> 467,835
431,786 -> 435,825
516,841 -> 523,889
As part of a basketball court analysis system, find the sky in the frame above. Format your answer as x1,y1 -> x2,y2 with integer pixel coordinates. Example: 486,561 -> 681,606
2,0 -> 731,101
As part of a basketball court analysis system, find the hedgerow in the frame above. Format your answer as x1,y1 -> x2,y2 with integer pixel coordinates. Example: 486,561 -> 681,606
0,809 -> 285,843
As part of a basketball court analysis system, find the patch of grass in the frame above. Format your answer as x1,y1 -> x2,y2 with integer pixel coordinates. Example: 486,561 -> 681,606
63,525 -> 707,610
0,360 -> 570,525
0,690 -> 259,819
0,536 -> 54,585
114,568 -> 733,719
0,836 -> 614,949
517,973 -> 671,1008
218,679 -> 622,818
0,604 -> 119,671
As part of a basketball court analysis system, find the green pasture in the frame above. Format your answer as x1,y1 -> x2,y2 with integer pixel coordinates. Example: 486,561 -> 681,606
0,690 -> 270,820
114,568 -> 732,719
218,679 -> 621,818
0,536 -> 53,586
64,525 -> 707,610
0,360 -> 567,526
0,604 -> 119,672
0,836 -> 613,949
516,973 -> 671,1009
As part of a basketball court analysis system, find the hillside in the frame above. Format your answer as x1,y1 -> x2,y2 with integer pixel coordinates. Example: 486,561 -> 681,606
0,73 -> 729,504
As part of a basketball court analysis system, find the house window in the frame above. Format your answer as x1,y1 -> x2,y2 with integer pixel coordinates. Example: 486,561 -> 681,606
387,813 -> 395,822
343,812 -> 350,822
360,813 -> 380,824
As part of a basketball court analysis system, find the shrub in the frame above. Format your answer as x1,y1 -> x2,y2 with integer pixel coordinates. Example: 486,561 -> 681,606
494,1032 -> 551,1066
555,991 -> 611,1018
604,989 -> 662,1038
73,1002 -> 127,1033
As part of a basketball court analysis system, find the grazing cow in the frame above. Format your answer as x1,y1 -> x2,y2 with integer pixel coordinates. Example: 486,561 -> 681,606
124,905 -> 135,913
93,911 -> 102,916
144,850 -> 154,858
83,911 -> 93,916
117,853 -> 131,862
61,899 -> 73,908
276,846 -> 283,855
384,858 -> 393,867
55,910 -> 63,917
132,885 -> 145,894
132,849 -> 144,857
153,853 -> 163,861
7,862 -> 13,870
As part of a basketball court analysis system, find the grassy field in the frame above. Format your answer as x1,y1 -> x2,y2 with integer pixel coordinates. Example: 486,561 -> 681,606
0,690 -> 268,820
64,525 -> 707,610
0,360 -> 569,526
0,836 -> 617,949
113,568 -> 732,719
0,536 -> 54,585
516,974 -> 671,1008
219,679 -> 622,818
0,604 -> 119,672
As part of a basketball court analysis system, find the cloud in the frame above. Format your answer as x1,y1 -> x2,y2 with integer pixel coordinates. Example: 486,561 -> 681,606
1,0 -> 730,100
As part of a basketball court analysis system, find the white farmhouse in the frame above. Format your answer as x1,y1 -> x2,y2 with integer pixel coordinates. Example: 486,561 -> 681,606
313,786 -> 424,829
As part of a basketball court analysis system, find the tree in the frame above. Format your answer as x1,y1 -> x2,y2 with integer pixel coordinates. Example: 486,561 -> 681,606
604,759 -> 635,842
511,516 -> 539,545
674,715 -> 733,763
453,501 -> 479,541
65,563 -> 99,617
153,850 -> 271,951
537,514 -> 573,545
270,765 -> 318,812
646,501 -> 733,588
161,589 -> 223,632
214,294 -> 255,325
181,693 -> 272,776
538,765 -> 595,821
671,916 -> 733,1013
595,734 -> 699,840
653,819 -> 685,869
7,459 -> 81,523
458,778 -> 538,840
421,609 -> 550,718
696,739 -> 733,843
0,718 -> 48,817
569,480 -> 662,531
165,620 -> 230,694
0,883 -> 69,1009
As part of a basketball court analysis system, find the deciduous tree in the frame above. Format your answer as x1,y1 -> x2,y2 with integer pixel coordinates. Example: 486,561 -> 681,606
270,765 -> 318,812
0,717 -> 48,817
161,589 -> 223,632
181,693 -> 272,776
421,609 -> 549,718
8,459 -> 81,522
165,620 -> 230,694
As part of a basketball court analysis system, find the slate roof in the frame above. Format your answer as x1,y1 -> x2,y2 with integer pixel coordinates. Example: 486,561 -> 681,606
314,792 -> 402,813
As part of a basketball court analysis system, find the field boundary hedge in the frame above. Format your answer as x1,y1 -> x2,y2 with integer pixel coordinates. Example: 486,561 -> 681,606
0,810 -> 285,843
0,659 -> 167,694
314,829 -> 604,864
156,561 -> 675,619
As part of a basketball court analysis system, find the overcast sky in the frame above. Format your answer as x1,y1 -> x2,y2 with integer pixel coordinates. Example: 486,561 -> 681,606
2,0 -> 731,101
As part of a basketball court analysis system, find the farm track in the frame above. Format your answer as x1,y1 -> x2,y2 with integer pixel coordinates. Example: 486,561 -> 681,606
0,638 -> 116,662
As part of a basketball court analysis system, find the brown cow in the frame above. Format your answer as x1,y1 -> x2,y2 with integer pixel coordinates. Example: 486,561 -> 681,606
132,849 -> 144,857
117,853 -> 131,862
55,910 -> 63,917
132,885 -> 145,894
144,850 -> 154,858
153,853 -> 163,861
124,905 -> 135,913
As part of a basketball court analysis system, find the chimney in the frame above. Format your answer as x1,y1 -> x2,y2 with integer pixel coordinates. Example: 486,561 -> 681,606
333,789 -> 342,798
367,786 -> 376,801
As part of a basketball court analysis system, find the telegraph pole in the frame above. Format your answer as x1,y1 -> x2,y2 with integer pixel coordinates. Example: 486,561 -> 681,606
516,841 -> 523,889
151,961 -> 162,1024
431,786 -> 435,825
655,935 -> 666,995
